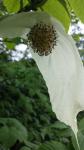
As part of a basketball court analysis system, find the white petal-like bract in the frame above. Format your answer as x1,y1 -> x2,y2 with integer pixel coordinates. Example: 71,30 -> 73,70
30,14 -> 84,141
0,12 -> 51,38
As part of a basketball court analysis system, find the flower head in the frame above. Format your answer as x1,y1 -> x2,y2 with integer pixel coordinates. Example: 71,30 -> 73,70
0,11 -> 84,145
27,22 -> 57,56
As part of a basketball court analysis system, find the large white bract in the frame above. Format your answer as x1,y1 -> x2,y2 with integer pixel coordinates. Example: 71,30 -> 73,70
0,11 -> 84,143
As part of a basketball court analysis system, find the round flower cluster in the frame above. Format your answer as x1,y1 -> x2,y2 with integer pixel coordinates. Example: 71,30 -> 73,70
27,22 -> 57,56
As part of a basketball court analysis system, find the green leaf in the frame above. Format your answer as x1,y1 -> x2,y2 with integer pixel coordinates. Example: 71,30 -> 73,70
50,121 -> 68,130
0,144 -> 7,150
23,0 -> 29,7
3,0 -> 20,13
68,0 -> 84,22
78,117 -> 84,149
4,41 -> 15,49
20,0 -> 29,10
0,118 -> 28,148
78,118 -> 84,132
17,96 -> 33,114
77,132 -> 84,150
38,141 -> 67,150
20,146 -> 30,150
43,0 -> 70,31
3,37 -> 22,50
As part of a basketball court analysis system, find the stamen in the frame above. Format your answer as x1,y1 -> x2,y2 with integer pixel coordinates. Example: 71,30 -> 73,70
27,22 -> 58,56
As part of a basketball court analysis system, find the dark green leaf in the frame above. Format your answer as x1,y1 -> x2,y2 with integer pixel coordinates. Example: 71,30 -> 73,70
0,118 -> 28,148
38,141 -> 67,150
20,146 -> 30,150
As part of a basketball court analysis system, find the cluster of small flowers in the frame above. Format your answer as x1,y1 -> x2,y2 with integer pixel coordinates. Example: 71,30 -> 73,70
27,22 -> 57,56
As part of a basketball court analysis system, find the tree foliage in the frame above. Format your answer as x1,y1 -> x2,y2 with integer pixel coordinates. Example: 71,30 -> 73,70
0,58 -> 73,149
0,57 -> 84,150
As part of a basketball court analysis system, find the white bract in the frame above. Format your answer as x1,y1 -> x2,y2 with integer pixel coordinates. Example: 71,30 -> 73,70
0,11 -> 84,144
